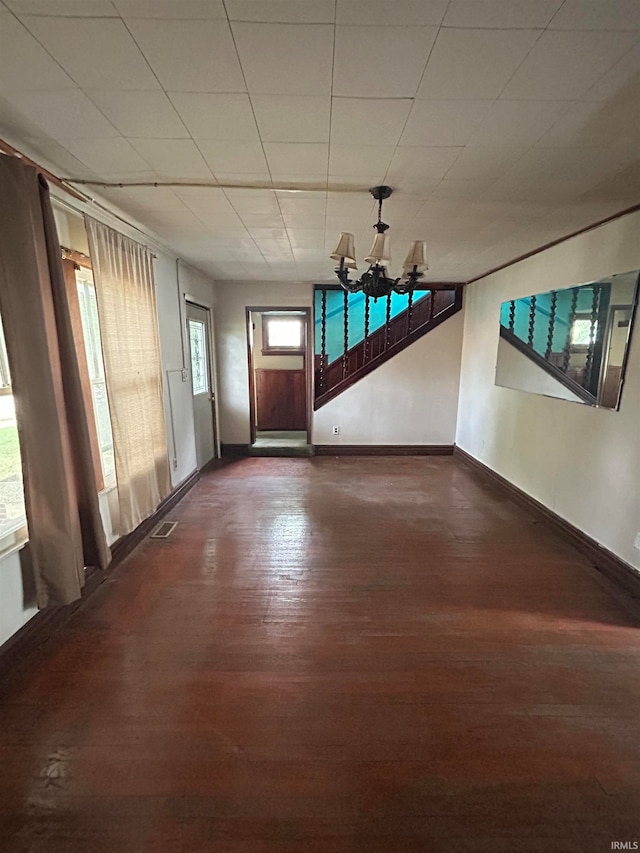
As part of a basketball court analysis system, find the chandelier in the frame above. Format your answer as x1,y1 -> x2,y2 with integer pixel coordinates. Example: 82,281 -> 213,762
330,186 -> 427,299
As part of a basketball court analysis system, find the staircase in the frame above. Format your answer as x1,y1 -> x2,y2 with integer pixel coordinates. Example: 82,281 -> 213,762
314,285 -> 463,409
499,283 -> 611,405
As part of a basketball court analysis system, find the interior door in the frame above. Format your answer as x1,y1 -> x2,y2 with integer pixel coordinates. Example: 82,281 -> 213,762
186,302 -> 216,468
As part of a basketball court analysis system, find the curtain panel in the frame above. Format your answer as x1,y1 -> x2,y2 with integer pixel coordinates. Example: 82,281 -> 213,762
0,156 -> 110,608
84,217 -> 171,535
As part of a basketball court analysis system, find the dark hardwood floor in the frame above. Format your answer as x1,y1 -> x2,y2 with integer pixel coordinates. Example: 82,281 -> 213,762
1,457 -> 639,852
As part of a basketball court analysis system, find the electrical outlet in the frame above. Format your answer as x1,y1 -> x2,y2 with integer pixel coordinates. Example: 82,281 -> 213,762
634,532 -> 640,551
332,426 -> 340,435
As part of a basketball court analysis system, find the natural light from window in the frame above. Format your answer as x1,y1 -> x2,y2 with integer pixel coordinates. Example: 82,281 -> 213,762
0,313 -> 27,550
75,268 -> 116,487
266,318 -> 302,350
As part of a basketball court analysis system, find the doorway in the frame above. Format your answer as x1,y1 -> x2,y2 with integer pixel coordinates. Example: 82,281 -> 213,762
186,300 -> 217,469
246,307 -> 313,455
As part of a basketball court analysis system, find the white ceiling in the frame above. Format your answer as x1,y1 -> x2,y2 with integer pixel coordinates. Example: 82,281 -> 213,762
1,0 -> 640,283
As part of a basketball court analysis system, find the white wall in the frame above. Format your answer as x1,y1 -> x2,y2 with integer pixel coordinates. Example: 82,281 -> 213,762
313,309 -> 464,445
457,210 -> 640,572
0,198 -> 216,649
215,280 -> 464,446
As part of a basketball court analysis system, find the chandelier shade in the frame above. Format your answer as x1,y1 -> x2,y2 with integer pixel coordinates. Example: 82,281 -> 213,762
330,232 -> 357,268
364,233 -> 391,266
403,240 -> 428,274
330,186 -> 428,299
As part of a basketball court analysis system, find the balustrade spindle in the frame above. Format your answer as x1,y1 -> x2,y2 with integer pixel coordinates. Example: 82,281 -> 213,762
508,300 -> 516,333
364,295 -> 370,362
407,291 -> 414,334
527,295 -> 537,348
545,291 -> 557,360
385,294 -> 392,351
342,289 -> 349,379
428,289 -> 436,322
319,288 -> 327,392
584,284 -> 601,389
562,287 -> 580,373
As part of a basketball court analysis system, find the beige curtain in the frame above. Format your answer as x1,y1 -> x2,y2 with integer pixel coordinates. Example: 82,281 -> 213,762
0,156 -> 110,608
84,217 -> 171,535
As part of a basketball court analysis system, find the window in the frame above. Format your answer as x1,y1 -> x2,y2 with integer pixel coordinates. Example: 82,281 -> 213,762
570,315 -> 598,348
261,314 -> 305,356
75,267 -> 116,487
189,319 -> 209,395
0,314 -> 27,552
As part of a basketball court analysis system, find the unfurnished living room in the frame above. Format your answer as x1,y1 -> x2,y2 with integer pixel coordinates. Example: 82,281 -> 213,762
0,1 -> 639,851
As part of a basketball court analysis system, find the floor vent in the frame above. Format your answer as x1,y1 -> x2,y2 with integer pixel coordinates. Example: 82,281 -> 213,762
150,521 -> 178,539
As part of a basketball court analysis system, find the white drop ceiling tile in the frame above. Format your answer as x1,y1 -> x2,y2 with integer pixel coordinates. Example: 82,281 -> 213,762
130,138 -> 213,179
282,215 -> 326,232
401,100 -> 494,147
233,23 -> 333,95
330,98 -> 412,147
194,210 -> 245,229
247,227 -> 290,241
126,19 -> 245,93
334,26 -> 438,98
467,100 -> 574,146
501,31 -> 640,100
22,17 -> 159,91
5,0 -> 115,14
336,0 -> 448,26
169,93 -> 258,141
172,186 -> 234,213
206,230 -> 255,248
114,0 -> 226,17
549,0 -> 640,30
251,96 -> 330,143
8,89 -> 119,138
264,142 -> 328,175
142,210 -> 204,230
224,189 -> 281,213
538,100 -> 639,147
277,196 -> 326,216
582,43 -> 640,101
417,28 -> 541,100
445,146 -> 530,180
442,0 -> 562,28
87,90 -> 188,138
387,146 -> 462,182
239,213 -> 286,229
199,140 -> 269,174
226,0 -> 335,23
59,137 -> 153,176
109,186 -> 189,212
431,179 -> 495,201
287,229 -> 326,248
0,12 -> 76,92
328,144 -> 394,177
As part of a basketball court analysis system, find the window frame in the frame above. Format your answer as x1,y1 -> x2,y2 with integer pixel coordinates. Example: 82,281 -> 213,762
261,313 -> 305,356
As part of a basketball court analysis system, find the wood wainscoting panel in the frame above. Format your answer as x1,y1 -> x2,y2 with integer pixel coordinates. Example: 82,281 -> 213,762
255,368 -> 306,431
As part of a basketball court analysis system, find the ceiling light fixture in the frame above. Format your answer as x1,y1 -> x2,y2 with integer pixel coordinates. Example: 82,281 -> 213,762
330,186 -> 427,299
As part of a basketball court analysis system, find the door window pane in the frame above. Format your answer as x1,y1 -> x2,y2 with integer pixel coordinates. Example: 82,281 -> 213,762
189,319 -> 209,395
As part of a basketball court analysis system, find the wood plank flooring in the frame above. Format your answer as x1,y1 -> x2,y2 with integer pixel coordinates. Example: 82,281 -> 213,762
1,456 -> 639,852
